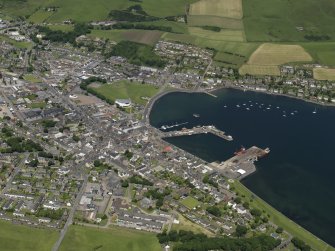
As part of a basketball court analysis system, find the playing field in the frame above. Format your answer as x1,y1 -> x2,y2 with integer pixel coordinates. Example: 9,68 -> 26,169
247,43 -> 312,65
0,35 -> 33,49
239,64 -> 280,76
188,15 -> 244,30
243,0 -> 335,42
189,0 -> 243,19
313,68 -> 335,81
23,74 -> 42,83
188,27 -> 245,42
0,220 -> 59,251
59,225 -> 161,251
91,81 -> 159,105
180,196 -> 201,210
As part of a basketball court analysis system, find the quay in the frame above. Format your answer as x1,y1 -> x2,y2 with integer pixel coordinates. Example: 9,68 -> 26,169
205,92 -> 217,98
209,146 -> 270,180
161,125 -> 233,141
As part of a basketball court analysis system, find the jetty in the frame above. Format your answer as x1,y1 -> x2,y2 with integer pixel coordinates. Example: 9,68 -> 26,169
209,146 -> 270,180
161,125 -> 233,141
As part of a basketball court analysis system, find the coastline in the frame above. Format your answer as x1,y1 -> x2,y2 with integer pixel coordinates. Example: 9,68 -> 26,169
146,87 -> 335,250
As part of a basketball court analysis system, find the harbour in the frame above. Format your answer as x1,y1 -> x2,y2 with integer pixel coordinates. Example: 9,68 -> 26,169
149,88 -> 335,247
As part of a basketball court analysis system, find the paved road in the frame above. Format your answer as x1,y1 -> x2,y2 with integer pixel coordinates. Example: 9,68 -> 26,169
51,176 -> 88,251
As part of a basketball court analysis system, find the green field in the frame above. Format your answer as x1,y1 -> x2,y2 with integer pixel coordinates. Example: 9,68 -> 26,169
188,27 -> 245,42
91,81 -> 159,105
300,42 -> 335,66
0,220 -> 59,251
48,24 -> 74,32
180,196 -> 201,210
28,9 -> 54,23
23,74 -> 42,83
232,181 -> 335,251
59,225 -> 161,251
89,29 -> 162,45
1,0 -> 196,23
243,0 -> 335,42
0,35 -> 33,49
188,15 -> 244,30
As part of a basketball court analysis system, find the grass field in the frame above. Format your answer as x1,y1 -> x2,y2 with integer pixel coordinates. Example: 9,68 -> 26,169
28,9 -> 54,23
239,64 -> 280,76
171,213 -> 214,236
91,81 -> 159,105
301,42 -> 335,66
48,24 -> 74,32
90,30 -> 162,45
188,27 -> 245,42
180,196 -> 201,210
0,35 -> 33,49
23,74 -> 42,83
59,225 -> 161,251
232,181 -> 335,251
0,220 -> 59,251
243,0 -> 335,42
1,0 -> 196,23
313,68 -> 335,81
122,30 -> 163,46
189,0 -> 243,19
188,15 -> 244,30
247,43 -> 312,65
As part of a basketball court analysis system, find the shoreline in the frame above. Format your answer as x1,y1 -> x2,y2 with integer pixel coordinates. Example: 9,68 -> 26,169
146,86 -> 335,250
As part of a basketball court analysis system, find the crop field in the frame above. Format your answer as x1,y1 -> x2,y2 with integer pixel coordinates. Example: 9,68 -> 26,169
123,30 -> 163,46
0,220 -> 58,251
239,64 -> 280,76
247,43 -> 312,65
188,27 -> 244,42
189,0 -> 243,19
180,196 -> 201,209
141,0 -> 197,18
313,68 -> 335,81
243,0 -> 335,42
188,15 -> 243,30
59,225 -> 161,251
91,81 -> 159,105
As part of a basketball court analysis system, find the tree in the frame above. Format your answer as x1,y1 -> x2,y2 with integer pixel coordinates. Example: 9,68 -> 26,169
276,227 -> 283,234
206,206 -> 222,217
235,225 -> 247,237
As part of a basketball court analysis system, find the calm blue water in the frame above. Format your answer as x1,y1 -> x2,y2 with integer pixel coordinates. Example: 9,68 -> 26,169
149,88 -> 335,246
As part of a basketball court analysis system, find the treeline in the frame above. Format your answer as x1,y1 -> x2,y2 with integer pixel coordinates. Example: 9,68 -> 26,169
112,23 -> 172,32
291,237 -> 311,251
108,5 -> 159,22
201,26 -> 221,32
36,208 -> 64,220
109,40 -> 166,68
128,174 -> 153,186
157,230 -> 281,251
79,77 -> 114,105
38,23 -> 92,44
304,34 -> 330,41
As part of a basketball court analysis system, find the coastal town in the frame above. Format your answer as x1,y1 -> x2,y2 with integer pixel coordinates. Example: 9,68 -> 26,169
0,17 -> 333,251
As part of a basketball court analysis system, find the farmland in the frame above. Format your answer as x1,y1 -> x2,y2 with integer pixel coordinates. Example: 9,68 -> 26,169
0,220 -> 59,251
59,225 -> 161,251
188,27 -> 245,42
313,68 -> 335,81
239,65 -> 280,76
90,81 -> 159,105
189,0 -> 243,19
243,0 -> 335,42
187,15 -> 244,30
247,44 -> 312,65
